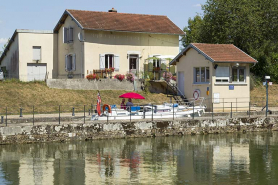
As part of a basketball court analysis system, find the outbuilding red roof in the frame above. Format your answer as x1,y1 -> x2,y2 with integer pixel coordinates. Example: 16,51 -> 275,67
192,43 -> 257,63
54,9 -> 184,35
170,43 -> 257,65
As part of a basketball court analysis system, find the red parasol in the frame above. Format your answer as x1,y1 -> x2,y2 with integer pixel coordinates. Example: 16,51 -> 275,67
119,92 -> 145,99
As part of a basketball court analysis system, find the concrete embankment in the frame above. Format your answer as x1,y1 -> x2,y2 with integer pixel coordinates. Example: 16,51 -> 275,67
0,117 -> 277,144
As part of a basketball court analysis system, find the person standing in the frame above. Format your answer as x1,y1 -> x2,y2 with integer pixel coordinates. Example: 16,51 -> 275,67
121,99 -> 126,109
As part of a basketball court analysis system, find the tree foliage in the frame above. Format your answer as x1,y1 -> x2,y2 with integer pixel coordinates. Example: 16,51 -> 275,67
182,0 -> 278,81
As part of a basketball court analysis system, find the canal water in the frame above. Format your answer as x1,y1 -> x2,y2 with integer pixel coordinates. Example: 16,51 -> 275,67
0,132 -> 278,185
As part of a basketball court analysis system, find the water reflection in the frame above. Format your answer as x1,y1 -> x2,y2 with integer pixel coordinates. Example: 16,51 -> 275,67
1,132 -> 278,184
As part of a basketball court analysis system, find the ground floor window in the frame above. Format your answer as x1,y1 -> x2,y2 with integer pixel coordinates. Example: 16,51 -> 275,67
232,67 -> 245,82
194,67 -> 209,83
105,54 -> 114,68
65,54 -> 76,72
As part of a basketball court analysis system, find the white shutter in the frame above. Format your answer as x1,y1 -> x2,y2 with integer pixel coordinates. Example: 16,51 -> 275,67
72,54 -> 76,71
65,55 -> 68,71
99,54 -> 105,69
148,55 -> 153,72
33,46 -> 41,60
63,27 -> 68,43
114,55 -> 120,71
69,27 -> 73,43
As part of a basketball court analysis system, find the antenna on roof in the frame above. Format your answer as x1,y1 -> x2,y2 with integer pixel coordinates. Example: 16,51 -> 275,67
78,32 -> 85,42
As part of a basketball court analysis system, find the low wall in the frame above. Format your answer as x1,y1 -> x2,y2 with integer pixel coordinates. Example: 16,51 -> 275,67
0,117 -> 277,144
46,79 -> 142,91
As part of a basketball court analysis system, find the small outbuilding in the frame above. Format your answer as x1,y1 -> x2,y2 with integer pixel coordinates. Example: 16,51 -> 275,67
170,43 -> 258,111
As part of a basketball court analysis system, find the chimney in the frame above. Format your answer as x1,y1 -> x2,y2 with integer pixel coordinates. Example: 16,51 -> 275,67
108,8 -> 117,13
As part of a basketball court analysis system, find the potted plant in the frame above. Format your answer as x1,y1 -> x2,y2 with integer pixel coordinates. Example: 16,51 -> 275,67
86,74 -> 99,81
114,74 -> 125,81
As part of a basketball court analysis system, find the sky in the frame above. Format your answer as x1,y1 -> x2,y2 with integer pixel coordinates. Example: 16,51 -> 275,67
0,0 -> 207,51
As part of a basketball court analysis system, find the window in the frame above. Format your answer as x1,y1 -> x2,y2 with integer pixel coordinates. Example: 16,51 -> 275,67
33,46 -> 41,61
63,27 -> 73,43
105,54 -> 114,68
232,67 -> 245,82
194,67 -> 209,83
215,66 -> 229,82
65,54 -> 76,71
99,54 -> 120,71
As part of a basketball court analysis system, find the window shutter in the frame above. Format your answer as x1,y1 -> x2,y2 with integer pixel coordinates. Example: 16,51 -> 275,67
161,58 -> 167,70
216,67 -> 229,77
114,55 -> 120,71
148,55 -> 153,72
72,54 -> 76,71
63,27 -> 68,43
65,54 -> 68,71
69,27 -> 73,43
99,54 -> 105,69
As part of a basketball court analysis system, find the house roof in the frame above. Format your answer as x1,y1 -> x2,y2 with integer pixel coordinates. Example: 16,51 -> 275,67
54,9 -> 185,35
170,43 -> 258,65
0,29 -> 53,64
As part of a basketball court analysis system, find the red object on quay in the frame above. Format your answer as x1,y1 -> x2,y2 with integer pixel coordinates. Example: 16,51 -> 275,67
119,92 -> 145,99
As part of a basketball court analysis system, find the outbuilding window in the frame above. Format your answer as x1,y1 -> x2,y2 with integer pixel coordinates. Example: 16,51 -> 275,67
194,67 -> 210,83
232,67 -> 245,82
215,66 -> 229,82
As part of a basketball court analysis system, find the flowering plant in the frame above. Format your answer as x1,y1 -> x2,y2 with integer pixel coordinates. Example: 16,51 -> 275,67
172,76 -> 176,81
126,72 -> 135,82
105,67 -> 115,73
153,67 -> 161,72
114,74 -> 125,81
163,72 -> 173,82
86,74 -> 99,81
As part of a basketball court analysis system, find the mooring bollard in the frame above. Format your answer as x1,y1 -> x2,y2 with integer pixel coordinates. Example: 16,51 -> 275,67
193,102 -> 195,119
19,108 -> 23,117
143,105 -> 145,119
230,102 -> 233,118
89,109 -> 91,115
1,116 -> 3,124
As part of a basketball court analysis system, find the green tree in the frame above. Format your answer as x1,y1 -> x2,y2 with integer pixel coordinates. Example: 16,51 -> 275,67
182,0 -> 278,81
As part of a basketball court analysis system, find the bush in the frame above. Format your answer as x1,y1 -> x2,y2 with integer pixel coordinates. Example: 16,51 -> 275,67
114,74 -> 125,81
86,74 -> 99,81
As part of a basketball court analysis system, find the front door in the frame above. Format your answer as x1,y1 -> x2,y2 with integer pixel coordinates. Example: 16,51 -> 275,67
177,71 -> 185,96
129,54 -> 139,75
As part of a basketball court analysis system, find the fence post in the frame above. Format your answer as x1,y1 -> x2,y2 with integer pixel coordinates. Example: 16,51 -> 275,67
236,98 -> 238,112
1,116 -> 3,124
19,107 -> 23,117
72,107 -> 75,116
33,105 -> 34,126
193,102 -> 195,119
6,107 -> 7,126
59,105 -> 61,125
249,102 -> 251,118
152,104 -> 153,121
143,105 -> 145,119
212,103 -> 214,120
173,103 -> 174,120
84,105 -> 86,124
230,102 -> 232,118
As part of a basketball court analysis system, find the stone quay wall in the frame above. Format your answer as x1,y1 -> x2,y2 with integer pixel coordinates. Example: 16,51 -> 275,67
46,79 -> 142,91
0,117 -> 277,144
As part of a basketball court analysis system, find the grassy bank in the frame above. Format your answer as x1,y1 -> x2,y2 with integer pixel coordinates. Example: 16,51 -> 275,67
0,80 -> 170,114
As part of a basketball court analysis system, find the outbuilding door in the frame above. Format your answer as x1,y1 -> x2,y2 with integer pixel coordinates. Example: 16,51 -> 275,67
27,63 -> 47,81
177,71 -> 185,96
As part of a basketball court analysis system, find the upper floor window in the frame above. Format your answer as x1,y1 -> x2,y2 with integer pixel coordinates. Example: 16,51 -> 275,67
194,67 -> 210,83
33,46 -> 41,61
232,67 -> 245,82
63,27 -> 73,43
215,66 -> 229,83
65,54 -> 76,72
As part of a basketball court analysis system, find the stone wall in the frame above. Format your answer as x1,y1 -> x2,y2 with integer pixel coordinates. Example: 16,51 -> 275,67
0,117 -> 277,144
46,79 -> 142,91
